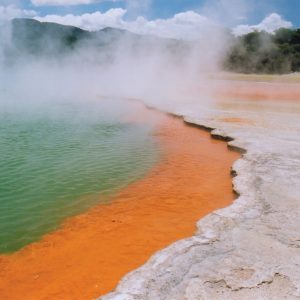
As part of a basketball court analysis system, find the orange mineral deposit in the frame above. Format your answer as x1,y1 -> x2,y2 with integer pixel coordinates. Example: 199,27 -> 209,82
0,107 -> 239,300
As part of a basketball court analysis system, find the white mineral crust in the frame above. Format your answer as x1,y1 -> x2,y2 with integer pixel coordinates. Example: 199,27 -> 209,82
100,93 -> 300,300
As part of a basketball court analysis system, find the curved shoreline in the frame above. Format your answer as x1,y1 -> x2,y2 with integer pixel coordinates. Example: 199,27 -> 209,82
0,103 -> 239,300
102,93 -> 300,299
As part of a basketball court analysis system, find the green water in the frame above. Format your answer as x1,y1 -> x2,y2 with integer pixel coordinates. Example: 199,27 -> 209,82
0,98 -> 159,253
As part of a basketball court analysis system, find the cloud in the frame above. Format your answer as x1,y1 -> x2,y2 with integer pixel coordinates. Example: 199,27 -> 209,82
31,0 -> 120,6
233,13 -> 292,36
35,8 -> 126,31
125,0 -> 151,18
35,9 -> 220,40
130,11 -> 219,40
0,5 -> 37,22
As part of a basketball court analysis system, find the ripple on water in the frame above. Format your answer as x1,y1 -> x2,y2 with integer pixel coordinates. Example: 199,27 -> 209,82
0,99 -> 159,253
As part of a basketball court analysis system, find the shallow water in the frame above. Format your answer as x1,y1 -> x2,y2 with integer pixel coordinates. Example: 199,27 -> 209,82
0,97 -> 159,253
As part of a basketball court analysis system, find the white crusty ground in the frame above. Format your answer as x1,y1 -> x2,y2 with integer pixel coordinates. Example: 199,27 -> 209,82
100,93 -> 300,300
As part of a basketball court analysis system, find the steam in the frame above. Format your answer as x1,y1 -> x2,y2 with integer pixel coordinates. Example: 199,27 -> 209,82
1,0 -> 294,115
0,13 -> 230,111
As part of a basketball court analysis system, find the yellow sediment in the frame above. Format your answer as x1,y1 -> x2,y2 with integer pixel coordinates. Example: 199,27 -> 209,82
0,105 -> 239,300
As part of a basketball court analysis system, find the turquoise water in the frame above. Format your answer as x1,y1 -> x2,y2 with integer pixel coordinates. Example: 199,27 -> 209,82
0,97 -> 159,253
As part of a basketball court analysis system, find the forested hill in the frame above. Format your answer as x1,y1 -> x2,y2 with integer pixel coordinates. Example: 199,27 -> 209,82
3,18 -> 300,74
225,28 -> 300,74
7,18 -> 136,57
3,18 -> 185,65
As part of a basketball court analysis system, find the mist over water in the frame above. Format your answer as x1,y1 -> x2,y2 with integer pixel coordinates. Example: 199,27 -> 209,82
0,17 -> 229,253
0,97 -> 159,253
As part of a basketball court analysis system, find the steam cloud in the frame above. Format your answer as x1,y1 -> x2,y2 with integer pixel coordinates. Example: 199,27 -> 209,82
0,14 -> 230,111
0,1 -> 295,112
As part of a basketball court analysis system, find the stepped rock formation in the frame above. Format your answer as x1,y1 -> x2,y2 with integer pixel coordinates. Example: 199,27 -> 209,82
101,89 -> 300,300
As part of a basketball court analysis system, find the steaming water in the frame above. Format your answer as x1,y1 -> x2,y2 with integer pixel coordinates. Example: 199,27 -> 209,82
0,97 -> 159,253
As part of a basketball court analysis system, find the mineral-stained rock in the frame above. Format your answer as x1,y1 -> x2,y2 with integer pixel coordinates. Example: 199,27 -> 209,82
100,95 -> 300,300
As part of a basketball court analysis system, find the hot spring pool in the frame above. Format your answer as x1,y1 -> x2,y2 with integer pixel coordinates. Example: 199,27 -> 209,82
0,97 -> 159,253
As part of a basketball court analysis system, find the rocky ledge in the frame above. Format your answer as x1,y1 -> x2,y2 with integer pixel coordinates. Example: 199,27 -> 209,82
100,96 -> 300,300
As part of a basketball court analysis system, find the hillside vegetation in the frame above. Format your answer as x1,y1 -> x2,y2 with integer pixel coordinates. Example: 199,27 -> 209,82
225,28 -> 300,74
3,19 -> 300,74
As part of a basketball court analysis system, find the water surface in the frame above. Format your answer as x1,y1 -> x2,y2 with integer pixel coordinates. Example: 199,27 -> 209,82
0,97 -> 158,253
